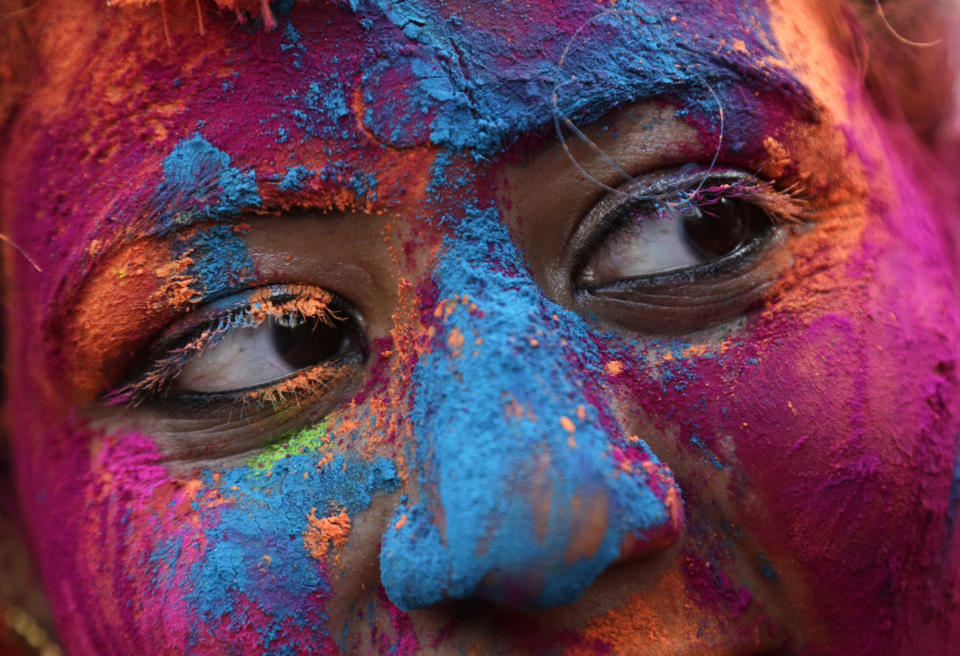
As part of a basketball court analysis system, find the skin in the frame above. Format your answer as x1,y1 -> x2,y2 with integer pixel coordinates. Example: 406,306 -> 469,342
1,0 -> 959,654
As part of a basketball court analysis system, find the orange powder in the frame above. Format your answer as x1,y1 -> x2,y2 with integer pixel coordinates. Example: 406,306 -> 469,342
576,569 -> 727,656
304,508 -> 351,562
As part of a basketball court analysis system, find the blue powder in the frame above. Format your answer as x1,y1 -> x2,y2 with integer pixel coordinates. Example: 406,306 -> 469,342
315,162 -> 377,202
689,435 -> 724,470
152,134 -> 261,234
281,20 -> 306,69
278,166 -> 314,192
758,553 -> 779,582
172,224 -> 257,295
288,77 -> 352,143
380,203 -> 673,610
350,0 -> 798,154
281,21 -> 304,52
173,452 -> 399,649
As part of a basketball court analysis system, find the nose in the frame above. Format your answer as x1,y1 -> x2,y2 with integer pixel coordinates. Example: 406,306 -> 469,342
379,208 -> 683,611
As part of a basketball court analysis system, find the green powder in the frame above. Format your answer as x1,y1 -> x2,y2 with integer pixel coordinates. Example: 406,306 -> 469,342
247,419 -> 331,472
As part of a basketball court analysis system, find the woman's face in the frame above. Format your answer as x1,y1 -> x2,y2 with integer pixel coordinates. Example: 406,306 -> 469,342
3,0 -> 959,654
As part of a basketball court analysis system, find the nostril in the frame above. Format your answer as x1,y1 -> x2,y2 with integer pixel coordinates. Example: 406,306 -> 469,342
380,448 -> 685,612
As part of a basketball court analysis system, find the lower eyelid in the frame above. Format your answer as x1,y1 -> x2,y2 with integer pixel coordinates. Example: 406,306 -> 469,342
577,228 -> 791,335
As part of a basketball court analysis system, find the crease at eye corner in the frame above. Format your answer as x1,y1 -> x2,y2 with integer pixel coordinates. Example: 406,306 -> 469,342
104,283 -> 366,412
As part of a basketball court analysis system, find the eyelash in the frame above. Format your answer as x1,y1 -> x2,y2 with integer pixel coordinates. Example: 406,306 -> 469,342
588,175 -> 808,263
105,284 -> 361,412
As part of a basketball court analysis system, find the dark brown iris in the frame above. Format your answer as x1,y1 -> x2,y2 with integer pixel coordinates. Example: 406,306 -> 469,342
271,317 -> 349,370
682,197 -> 766,258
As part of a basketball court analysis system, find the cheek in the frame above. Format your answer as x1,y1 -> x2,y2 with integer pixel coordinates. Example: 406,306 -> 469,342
14,423 -> 212,653
602,215 -> 960,641
15,411 -> 408,653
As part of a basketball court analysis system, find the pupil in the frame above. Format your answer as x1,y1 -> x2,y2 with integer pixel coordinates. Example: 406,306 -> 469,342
271,317 -> 348,370
682,198 -> 749,257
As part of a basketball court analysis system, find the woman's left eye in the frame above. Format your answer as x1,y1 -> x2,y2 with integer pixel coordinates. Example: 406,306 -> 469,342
571,167 -> 803,334
578,195 -> 772,285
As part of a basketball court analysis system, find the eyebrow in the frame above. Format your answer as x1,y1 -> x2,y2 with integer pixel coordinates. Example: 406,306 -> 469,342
52,32 -> 821,329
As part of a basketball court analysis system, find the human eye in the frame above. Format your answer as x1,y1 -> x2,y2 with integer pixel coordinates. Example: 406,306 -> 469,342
571,167 -> 806,334
104,283 -> 367,460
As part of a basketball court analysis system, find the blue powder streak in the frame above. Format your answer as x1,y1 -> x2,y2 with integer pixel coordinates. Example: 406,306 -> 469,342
169,452 -> 399,651
141,135 -> 264,295
156,134 -> 261,230
172,224 -> 257,296
350,0 -> 798,154
278,166 -> 314,192
380,204 -> 673,610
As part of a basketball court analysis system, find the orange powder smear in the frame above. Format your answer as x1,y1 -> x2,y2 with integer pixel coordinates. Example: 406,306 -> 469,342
66,240 -> 196,402
604,360 -> 625,376
564,492 -> 608,563
304,508 -> 351,562
447,327 -> 465,357
576,569 -> 728,655
246,284 -> 336,324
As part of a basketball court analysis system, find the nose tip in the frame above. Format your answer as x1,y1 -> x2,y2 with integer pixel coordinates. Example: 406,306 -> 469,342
379,417 -> 684,610
379,209 -> 684,611
379,320 -> 685,611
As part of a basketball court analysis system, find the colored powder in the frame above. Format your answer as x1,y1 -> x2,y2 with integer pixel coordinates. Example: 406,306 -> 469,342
179,453 -> 399,645
247,420 -> 332,472
278,166 -> 314,192
352,0 -> 799,154
380,202 -> 678,610
171,224 -> 257,296
153,134 -> 261,232
304,508 -> 352,562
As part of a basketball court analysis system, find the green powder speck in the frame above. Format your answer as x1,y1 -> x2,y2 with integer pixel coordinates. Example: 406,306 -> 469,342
247,420 -> 331,472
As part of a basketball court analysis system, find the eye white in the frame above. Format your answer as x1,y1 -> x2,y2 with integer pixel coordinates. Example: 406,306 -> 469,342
175,319 -> 300,393
580,211 -> 708,284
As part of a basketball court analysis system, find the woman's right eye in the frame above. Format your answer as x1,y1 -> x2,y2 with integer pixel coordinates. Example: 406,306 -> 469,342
109,284 -> 367,413
175,314 -> 359,394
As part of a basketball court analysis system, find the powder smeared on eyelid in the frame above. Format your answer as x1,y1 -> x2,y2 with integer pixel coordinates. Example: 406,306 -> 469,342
107,284 -> 346,407
246,284 -> 340,324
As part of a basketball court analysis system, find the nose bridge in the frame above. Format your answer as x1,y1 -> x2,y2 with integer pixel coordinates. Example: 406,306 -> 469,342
380,206 -> 682,611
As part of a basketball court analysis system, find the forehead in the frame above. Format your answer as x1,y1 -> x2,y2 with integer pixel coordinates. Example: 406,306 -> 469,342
23,0 -> 794,153
4,0 -> 813,301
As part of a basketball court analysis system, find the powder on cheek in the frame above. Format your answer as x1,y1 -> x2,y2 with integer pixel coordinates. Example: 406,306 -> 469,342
304,508 -> 351,562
